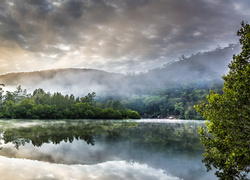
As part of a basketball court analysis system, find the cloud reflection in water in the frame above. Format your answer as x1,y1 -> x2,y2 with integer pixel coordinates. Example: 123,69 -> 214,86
0,156 -> 180,180
0,120 -> 216,180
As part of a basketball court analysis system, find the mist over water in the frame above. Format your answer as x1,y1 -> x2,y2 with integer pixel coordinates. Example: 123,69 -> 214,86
0,119 -> 216,180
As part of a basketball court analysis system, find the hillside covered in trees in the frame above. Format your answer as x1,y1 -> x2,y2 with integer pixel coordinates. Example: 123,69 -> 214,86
0,43 -> 232,120
0,80 -> 223,120
120,82 -> 223,119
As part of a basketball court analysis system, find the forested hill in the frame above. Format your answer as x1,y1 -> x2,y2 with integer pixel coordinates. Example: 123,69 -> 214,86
0,44 -> 240,96
138,44 -> 240,86
0,44 -> 239,119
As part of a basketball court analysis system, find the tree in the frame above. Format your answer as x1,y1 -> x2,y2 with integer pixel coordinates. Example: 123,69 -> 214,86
13,85 -> 30,103
0,84 -> 4,106
14,99 -> 36,118
0,100 -> 15,118
194,22 -> 250,179
80,92 -> 96,106
100,108 -> 122,119
126,109 -> 140,119
174,102 -> 184,117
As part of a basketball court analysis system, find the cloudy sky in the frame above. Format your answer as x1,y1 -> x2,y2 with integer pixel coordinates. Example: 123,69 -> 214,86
0,0 -> 249,75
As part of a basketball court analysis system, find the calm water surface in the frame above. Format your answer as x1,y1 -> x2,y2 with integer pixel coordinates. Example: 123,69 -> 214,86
0,119 -> 216,180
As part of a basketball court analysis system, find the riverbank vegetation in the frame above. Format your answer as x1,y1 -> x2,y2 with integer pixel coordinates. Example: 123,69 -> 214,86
0,80 -> 223,120
97,81 -> 223,119
0,87 -> 140,119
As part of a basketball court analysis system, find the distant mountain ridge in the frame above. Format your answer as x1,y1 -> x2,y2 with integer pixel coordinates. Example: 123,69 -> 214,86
0,44 -> 240,96
142,44 -> 240,84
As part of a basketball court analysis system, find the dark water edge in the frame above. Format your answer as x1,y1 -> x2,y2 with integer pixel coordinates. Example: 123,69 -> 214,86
0,119 -> 216,180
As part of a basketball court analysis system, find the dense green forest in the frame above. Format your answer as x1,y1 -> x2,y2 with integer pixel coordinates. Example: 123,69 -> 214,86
0,81 -> 223,120
98,81 -> 223,119
0,86 -> 140,119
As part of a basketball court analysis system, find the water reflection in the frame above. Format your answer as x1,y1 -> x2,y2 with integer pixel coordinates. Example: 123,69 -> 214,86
0,156 -> 179,180
0,119 -> 216,180
0,120 -> 203,152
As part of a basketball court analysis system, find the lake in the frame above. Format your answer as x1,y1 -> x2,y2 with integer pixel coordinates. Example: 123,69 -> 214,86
0,119 -> 216,180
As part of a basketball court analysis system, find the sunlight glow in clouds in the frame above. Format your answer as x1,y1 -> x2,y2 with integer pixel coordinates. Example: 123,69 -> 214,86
0,0 -> 249,74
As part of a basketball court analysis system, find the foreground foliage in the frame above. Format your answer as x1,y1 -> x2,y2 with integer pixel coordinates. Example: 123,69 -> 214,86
195,22 -> 250,179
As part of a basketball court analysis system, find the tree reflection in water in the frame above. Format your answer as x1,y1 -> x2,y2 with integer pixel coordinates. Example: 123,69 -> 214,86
0,120 -> 204,153
0,120 -> 138,149
0,120 -> 215,180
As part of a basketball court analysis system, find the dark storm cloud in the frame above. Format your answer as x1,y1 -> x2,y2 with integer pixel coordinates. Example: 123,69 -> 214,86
0,0 -> 249,74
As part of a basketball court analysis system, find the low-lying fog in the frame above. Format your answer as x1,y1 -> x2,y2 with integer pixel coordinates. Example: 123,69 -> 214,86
0,44 -> 240,97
